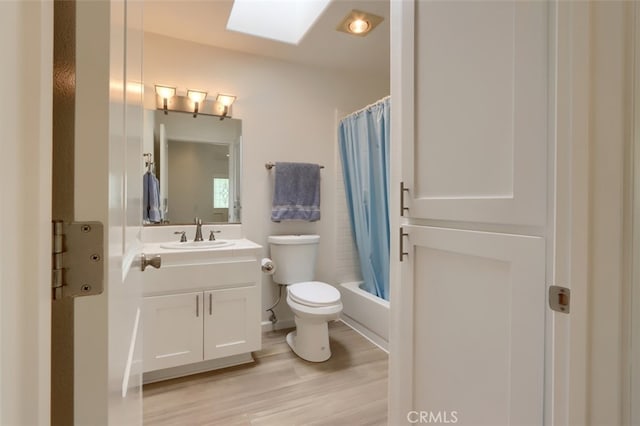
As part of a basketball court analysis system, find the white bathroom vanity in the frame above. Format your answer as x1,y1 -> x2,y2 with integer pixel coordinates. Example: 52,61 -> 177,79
140,227 -> 262,383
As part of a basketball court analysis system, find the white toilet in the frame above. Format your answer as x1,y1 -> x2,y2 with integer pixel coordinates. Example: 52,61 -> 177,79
268,234 -> 343,362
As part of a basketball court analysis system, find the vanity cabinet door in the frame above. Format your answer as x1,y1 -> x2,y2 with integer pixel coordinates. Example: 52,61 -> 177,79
203,287 -> 261,360
143,292 -> 204,372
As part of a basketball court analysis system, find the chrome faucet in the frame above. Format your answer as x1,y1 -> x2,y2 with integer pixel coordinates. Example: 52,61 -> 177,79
194,217 -> 203,242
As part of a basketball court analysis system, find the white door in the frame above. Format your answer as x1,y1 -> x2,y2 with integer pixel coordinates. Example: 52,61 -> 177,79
70,1 -> 145,424
143,292 -> 204,372
389,1 -> 564,424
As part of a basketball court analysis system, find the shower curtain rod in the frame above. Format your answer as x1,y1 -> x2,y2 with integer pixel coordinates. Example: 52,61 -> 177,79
341,95 -> 390,120
265,162 -> 324,170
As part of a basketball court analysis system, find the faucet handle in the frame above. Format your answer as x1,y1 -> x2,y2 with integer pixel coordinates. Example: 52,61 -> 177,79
209,230 -> 221,241
174,231 -> 187,242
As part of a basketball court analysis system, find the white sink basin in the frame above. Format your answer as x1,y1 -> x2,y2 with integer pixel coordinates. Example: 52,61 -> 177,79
160,240 -> 234,250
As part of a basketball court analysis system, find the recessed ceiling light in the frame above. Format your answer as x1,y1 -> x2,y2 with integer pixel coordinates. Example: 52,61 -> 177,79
337,9 -> 383,37
227,0 -> 331,45
348,19 -> 370,34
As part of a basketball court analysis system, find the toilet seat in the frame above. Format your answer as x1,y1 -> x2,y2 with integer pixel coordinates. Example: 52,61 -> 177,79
288,281 -> 341,307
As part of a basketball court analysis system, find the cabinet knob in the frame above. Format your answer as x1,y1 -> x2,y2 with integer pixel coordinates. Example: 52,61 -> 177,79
141,253 -> 161,271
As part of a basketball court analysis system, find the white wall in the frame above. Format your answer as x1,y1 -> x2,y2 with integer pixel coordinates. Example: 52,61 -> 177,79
144,33 -> 389,323
0,1 -> 52,425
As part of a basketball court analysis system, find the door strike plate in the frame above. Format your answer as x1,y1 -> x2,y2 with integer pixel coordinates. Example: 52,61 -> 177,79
549,285 -> 570,314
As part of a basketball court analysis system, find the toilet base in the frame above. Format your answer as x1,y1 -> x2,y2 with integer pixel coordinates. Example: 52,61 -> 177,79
286,318 -> 332,362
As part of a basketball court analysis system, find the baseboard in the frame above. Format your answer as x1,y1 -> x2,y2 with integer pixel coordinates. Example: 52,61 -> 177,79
142,353 -> 254,384
261,317 -> 388,354
339,317 -> 389,353
261,318 -> 295,332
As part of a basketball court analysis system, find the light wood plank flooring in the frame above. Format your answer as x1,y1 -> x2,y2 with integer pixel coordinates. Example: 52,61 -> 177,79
143,321 -> 388,426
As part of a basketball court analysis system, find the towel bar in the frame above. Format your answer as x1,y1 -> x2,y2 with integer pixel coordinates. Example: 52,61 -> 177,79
265,162 -> 324,170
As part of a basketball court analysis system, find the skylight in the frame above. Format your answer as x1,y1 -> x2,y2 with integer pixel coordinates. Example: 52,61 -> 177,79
226,0 -> 332,45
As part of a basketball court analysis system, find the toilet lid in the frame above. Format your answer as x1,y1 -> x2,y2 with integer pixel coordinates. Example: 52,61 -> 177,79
288,281 -> 341,307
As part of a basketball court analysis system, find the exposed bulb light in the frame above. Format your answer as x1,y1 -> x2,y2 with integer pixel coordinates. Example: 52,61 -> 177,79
187,89 -> 208,118
155,85 -> 176,115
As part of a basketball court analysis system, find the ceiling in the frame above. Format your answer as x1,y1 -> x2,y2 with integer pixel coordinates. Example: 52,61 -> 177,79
143,0 -> 390,79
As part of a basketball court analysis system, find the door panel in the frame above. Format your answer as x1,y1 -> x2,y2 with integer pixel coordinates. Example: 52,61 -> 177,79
204,287 -> 260,359
143,292 -> 204,372
124,0 -> 143,254
406,226 -> 545,424
107,0 -> 144,424
71,0 -> 144,424
406,1 -> 548,227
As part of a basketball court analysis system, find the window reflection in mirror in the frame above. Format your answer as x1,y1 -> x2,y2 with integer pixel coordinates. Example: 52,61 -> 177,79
144,109 -> 241,225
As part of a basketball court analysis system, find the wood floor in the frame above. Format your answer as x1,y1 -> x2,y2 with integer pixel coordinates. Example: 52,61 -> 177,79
143,321 -> 388,426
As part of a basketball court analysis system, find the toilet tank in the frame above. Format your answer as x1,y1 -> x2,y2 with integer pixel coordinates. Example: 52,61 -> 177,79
268,235 -> 320,285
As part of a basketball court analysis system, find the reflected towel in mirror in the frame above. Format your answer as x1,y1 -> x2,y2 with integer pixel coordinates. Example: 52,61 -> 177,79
144,171 -> 162,223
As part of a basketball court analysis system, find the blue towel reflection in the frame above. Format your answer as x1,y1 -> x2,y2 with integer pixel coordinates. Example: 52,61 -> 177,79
143,171 -> 162,223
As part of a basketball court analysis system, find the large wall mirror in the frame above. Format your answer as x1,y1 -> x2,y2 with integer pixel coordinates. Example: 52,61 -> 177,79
144,109 -> 242,224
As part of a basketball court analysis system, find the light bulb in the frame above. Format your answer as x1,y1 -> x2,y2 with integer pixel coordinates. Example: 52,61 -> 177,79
348,19 -> 370,34
187,90 -> 207,104
155,85 -> 176,99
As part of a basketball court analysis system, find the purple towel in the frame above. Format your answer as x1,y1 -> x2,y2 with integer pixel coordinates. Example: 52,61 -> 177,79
271,162 -> 321,222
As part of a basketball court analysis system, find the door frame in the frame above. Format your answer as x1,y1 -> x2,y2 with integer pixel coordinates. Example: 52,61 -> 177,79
629,3 -> 640,424
388,1 -> 589,423
549,2 -> 590,425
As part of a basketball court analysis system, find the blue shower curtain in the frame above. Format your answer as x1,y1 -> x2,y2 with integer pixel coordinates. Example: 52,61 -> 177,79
338,97 -> 391,301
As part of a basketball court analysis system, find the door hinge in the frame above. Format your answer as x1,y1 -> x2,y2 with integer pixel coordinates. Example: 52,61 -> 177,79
52,221 -> 104,300
549,285 -> 570,314
400,181 -> 410,216
399,227 -> 409,262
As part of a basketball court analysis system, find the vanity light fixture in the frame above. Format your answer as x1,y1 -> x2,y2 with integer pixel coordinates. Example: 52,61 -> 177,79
154,85 -> 234,119
336,10 -> 383,37
187,89 -> 208,118
155,85 -> 176,115
216,94 -> 236,120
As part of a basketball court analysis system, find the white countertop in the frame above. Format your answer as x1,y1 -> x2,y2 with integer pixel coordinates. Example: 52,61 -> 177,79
142,238 -> 262,266
141,224 -> 243,243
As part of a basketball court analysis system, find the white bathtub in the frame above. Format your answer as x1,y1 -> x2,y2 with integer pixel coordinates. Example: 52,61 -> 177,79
339,281 -> 389,352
